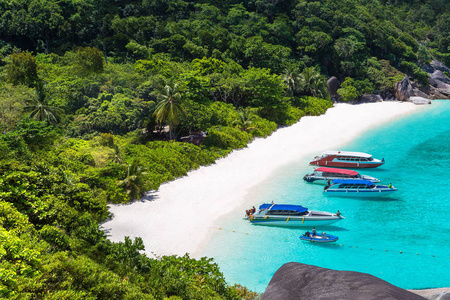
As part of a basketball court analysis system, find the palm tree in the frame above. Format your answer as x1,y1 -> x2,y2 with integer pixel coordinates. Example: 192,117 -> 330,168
118,159 -> 148,200
111,145 -> 123,164
311,75 -> 329,99
24,80 -> 63,125
153,80 -> 186,140
233,108 -> 256,132
281,67 -> 299,97
298,67 -> 329,99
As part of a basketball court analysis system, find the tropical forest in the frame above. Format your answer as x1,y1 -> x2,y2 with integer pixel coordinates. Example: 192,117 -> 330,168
0,0 -> 449,298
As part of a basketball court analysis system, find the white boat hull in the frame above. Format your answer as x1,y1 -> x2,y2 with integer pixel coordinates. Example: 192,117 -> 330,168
305,176 -> 380,185
324,188 -> 397,197
248,216 -> 342,227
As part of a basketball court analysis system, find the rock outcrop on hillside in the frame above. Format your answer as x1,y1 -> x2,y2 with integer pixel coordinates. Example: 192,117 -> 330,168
262,262 -> 426,300
421,60 -> 450,100
327,60 -> 450,104
394,76 -> 432,104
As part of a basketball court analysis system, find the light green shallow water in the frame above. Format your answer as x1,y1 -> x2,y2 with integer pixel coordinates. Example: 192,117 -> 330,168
200,100 -> 450,292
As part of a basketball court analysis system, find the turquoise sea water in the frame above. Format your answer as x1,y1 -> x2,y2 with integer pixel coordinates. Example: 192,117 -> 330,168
200,100 -> 450,292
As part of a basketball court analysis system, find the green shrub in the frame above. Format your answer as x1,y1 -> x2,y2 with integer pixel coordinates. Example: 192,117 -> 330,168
297,96 -> 333,116
39,225 -> 70,251
248,116 -> 277,138
6,52 -> 38,87
202,126 -> 251,150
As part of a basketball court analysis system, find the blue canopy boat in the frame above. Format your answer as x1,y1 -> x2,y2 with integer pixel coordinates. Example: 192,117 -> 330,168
323,179 -> 397,197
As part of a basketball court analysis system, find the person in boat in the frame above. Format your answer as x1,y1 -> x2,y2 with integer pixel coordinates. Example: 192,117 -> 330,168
388,183 -> 392,188
312,227 -> 317,237
305,231 -> 311,237
336,210 -> 341,217
324,180 -> 331,191
251,206 -> 256,214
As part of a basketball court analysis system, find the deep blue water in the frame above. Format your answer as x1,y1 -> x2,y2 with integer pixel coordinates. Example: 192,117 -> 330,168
200,100 -> 450,292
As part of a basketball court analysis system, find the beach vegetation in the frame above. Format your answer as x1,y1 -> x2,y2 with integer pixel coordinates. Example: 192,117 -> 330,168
337,78 -> 375,102
0,0 -> 448,297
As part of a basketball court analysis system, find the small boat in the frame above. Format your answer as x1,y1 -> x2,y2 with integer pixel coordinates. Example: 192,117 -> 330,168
245,203 -> 344,227
303,167 -> 380,184
310,151 -> 384,168
324,179 -> 397,197
300,232 -> 339,243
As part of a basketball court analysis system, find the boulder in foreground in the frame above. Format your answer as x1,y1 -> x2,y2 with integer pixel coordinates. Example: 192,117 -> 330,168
262,262 -> 425,300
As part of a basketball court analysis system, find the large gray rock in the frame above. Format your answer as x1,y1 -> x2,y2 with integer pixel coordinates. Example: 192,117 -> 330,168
395,76 -> 414,101
360,94 -> 383,103
412,88 -> 429,99
262,262 -> 426,300
327,76 -> 340,101
423,60 -> 450,74
424,60 -> 450,99
429,85 -> 450,99
428,70 -> 450,99
410,96 -> 431,105
430,70 -> 450,85
430,60 -> 450,73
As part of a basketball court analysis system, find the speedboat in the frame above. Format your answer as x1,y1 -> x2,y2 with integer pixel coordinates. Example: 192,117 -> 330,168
303,167 -> 380,184
310,151 -> 384,168
244,203 -> 344,227
323,179 -> 397,197
300,231 -> 339,243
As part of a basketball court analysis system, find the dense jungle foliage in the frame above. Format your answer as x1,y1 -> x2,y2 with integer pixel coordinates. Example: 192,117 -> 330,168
0,0 -> 449,298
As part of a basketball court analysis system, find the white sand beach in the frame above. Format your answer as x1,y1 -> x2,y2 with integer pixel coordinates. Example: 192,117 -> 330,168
101,102 -> 422,258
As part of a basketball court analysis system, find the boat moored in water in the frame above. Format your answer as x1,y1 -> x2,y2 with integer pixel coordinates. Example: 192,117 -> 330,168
300,231 -> 339,243
310,151 -> 384,168
323,179 -> 397,197
245,203 -> 344,227
303,167 -> 380,184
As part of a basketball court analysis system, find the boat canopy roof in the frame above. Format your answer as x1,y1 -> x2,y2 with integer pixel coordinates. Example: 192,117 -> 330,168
315,167 -> 359,176
321,150 -> 372,158
259,204 -> 308,213
331,179 -> 375,185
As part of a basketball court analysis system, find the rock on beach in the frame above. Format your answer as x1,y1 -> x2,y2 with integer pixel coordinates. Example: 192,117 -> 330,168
262,262 -> 427,300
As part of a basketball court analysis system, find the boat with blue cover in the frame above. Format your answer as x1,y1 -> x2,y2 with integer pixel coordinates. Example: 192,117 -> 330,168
245,203 -> 344,227
323,179 -> 397,197
300,231 -> 339,243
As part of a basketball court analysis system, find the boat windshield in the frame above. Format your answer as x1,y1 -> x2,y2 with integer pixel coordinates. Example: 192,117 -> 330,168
322,172 -> 358,178
336,156 -> 371,162
338,184 -> 370,189
266,210 -> 309,216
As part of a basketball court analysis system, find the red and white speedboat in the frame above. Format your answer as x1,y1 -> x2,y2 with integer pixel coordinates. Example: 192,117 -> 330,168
309,151 -> 384,168
303,167 -> 380,184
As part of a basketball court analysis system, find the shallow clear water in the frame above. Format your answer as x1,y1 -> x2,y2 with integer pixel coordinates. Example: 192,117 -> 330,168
200,100 -> 450,292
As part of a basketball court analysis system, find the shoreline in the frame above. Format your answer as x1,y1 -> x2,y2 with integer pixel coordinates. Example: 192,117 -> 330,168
101,101 -> 423,258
